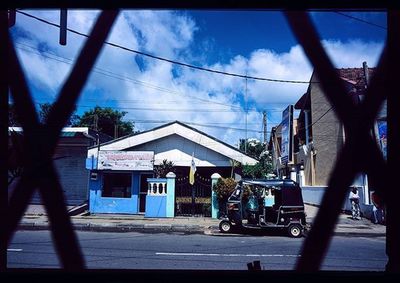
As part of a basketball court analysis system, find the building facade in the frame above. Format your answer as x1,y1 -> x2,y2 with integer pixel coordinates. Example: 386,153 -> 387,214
86,121 -> 258,216
8,127 -> 112,205
270,62 -> 386,218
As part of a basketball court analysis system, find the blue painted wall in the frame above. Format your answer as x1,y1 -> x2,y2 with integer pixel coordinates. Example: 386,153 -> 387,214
89,171 -> 142,214
145,195 -> 167,217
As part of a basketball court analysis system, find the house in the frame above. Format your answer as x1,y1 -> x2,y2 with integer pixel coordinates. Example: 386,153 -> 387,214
270,62 -> 386,218
8,127 -> 112,205
85,120 -> 258,216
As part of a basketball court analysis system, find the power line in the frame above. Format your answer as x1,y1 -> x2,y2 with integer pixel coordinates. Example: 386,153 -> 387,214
297,106 -> 334,133
133,120 -> 267,134
15,41 -> 245,110
334,11 -> 387,30
44,103 -> 281,114
15,10 -> 312,84
133,119 -> 276,126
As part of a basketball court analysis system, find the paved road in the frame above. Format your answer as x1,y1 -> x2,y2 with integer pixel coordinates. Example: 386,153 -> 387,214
7,230 -> 387,271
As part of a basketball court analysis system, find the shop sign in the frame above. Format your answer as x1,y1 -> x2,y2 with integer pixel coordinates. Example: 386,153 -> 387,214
281,105 -> 294,164
98,150 -> 154,171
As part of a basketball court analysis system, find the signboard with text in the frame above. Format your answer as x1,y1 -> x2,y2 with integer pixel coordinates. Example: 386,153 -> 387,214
375,120 -> 387,160
97,151 -> 154,171
280,105 -> 294,164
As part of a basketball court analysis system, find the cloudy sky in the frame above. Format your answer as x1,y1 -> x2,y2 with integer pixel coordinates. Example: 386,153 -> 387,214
9,9 -> 386,146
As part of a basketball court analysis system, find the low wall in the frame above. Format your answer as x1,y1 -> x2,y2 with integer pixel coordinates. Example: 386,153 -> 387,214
301,186 -> 373,219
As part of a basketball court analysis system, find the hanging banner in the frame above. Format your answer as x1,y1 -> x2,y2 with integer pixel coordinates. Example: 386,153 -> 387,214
97,151 -> 154,171
375,120 -> 387,160
281,105 -> 294,164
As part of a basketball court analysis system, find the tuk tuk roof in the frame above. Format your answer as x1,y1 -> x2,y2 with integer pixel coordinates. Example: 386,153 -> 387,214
240,178 -> 299,189
240,178 -> 304,207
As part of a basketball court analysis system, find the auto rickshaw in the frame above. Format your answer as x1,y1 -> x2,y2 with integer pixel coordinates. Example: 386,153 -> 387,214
218,179 -> 307,237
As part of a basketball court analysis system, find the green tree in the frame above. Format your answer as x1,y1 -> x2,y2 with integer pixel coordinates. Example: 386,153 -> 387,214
8,130 -> 24,186
73,106 -> 135,138
212,177 -> 237,203
240,138 -> 274,179
39,103 -> 80,126
154,159 -> 175,178
9,103 -> 79,126
239,138 -> 265,159
242,150 -> 274,179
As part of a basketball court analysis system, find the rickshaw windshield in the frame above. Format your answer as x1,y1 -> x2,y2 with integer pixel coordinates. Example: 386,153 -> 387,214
228,186 -> 242,202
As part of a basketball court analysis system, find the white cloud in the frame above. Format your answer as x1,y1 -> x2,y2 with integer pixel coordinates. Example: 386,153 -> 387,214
322,39 -> 383,68
10,10 -> 385,146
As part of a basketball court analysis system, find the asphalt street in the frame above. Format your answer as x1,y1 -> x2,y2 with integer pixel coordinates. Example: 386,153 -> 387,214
7,230 -> 387,271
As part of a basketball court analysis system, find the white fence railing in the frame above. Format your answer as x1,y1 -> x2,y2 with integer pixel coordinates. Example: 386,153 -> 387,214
147,178 -> 167,196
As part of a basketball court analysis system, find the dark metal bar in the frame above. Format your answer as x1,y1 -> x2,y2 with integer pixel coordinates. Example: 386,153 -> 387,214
8,9 -> 16,27
59,9 -> 67,45
298,143 -> 359,270
285,10 -> 390,271
46,10 -> 119,150
7,10 -> 119,270
284,12 -> 355,131
7,33 -> 40,131
385,10 -> 400,273
6,27 -> 42,241
38,162 -> 86,269
1,10 -> 8,272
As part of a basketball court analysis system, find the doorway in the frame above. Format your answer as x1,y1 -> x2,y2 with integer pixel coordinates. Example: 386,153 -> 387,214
139,173 -> 153,213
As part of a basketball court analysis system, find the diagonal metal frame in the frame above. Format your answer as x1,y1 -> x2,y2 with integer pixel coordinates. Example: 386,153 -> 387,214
285,11 -> 399,272
4,8 -> 398,273
5,10 -> 119,270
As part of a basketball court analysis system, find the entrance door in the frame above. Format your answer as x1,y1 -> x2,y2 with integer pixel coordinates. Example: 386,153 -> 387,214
139,173 -> 153,213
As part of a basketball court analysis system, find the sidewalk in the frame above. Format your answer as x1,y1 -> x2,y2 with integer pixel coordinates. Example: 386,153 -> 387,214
17,203 -> 386,237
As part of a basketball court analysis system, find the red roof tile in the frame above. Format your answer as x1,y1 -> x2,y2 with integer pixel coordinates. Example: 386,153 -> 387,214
337,67 -> 376,92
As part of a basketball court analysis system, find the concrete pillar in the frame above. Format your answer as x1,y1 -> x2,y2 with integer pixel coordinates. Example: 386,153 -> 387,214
166,172 -> 176,217
298,165 -> 305,186
211,173 -> 221,219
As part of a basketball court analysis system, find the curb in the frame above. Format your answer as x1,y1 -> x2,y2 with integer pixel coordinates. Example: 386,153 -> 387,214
17,222 -> 211,234
17,222 -> 386,238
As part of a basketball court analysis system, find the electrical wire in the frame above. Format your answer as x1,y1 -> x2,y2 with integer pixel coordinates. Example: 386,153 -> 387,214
334,11 -> 387,30
15,10 -> 312,84
14,41 -> 243,110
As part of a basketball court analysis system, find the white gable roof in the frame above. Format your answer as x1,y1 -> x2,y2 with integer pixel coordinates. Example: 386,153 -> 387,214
87,121 -> 258,166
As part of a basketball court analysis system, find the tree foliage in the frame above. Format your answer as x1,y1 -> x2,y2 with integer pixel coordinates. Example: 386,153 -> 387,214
9,103 -> 79,127
239,138 -> 265,159
212,177 -> 237,202
38,102 -> 81,126
154,159 -> 175,178
240,139 -> 275,179
8,130 -> 24,186
73,106 -> 135,138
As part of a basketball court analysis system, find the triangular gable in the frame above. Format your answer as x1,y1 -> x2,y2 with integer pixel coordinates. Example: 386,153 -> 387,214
88,121 -> 258,166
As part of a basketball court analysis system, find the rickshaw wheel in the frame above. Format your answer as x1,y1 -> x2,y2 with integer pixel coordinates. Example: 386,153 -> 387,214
219,220 -> 232,233
288,224 -> 303,238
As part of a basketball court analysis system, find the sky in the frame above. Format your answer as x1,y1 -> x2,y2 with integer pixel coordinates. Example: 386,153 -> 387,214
9,9 -> 387,147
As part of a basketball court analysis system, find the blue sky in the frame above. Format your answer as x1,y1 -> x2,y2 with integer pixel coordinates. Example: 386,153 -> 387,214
9,9 -> 386,146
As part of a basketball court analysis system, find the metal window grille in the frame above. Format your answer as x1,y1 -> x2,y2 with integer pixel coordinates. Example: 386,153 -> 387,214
3,8 -> 399,273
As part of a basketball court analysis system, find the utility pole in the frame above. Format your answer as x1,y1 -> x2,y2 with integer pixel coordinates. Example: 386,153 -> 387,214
114,123 -> 118,139
93,114 -> 98,131
244,72 -> 248,154
8,9 -> 16,27
263,111 -> 267,145
59,9 -> 67,45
